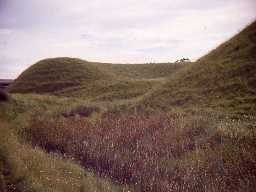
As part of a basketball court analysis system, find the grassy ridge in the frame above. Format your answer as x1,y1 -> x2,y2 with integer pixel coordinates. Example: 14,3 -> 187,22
9,22 -> 256,114
8,57 -> 112,94
139,21 -> 256,114
8,58 -> 183,103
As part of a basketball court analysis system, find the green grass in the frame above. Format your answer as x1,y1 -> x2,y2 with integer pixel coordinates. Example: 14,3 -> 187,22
1,86 -> 256,191
58,79 -> 161,102
8,57 -> 112,94
0,103 -> 133,192
137,21 -> 256,115
9,22 -> 256,114
96,62 -> 186,79
8,57 -> 184,103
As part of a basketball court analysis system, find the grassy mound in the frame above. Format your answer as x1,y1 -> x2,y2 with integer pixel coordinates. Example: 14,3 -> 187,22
8,57 -> 184,102
139,21 -> 256,114
8,57 -> 112,94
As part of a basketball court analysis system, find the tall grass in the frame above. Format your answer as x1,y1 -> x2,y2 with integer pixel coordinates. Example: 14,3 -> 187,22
25,112 -> 256,191
0,120 -> 132,192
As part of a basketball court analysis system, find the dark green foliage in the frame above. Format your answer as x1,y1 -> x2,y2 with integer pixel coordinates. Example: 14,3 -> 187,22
0,90 -> 9,102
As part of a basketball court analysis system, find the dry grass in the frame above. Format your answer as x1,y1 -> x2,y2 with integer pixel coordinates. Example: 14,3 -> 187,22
0,120 -> 132,192
25,112 -> 256,191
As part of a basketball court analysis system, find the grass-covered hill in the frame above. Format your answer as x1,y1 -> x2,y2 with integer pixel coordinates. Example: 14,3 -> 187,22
8,57 -> 112,94
7,21 -> 256,114
8,57 -> 186,102
139,21 -> 256,114
1,21 -> 256,192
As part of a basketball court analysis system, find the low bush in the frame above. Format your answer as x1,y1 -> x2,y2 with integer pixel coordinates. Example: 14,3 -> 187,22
0,90 -> 9,102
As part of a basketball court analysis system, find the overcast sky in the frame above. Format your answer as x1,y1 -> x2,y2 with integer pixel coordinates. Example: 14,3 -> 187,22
0,0 -> 256,78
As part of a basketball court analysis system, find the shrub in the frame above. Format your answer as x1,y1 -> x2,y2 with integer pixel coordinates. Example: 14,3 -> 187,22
0,90 -> 9,102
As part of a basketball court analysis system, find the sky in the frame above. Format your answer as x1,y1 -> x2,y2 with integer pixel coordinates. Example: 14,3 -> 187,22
0,0 -> 256,79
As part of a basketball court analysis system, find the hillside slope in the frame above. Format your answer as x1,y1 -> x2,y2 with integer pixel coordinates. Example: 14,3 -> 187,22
8,57 -> 112,94
96,62 -> 186,79
139,21 -> 256,114
8,57 -> 185,102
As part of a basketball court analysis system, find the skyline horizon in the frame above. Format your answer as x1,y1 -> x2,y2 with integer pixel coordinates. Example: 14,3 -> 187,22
1,0 -> 256,79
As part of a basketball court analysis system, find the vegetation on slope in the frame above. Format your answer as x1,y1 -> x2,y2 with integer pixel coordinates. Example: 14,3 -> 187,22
25,111 -> 256,191
2,95 -> 256,191
8,57 -> 112,94
0,90 -> 10,102
0,121 -> 131,192
0,96 -> 132,192
8,57 -> 185,103
2,18 -> 256,192
57,79 -> 160,102
139,21 -> 256,114
2,78 -> 256,192
97,62 -> 186,79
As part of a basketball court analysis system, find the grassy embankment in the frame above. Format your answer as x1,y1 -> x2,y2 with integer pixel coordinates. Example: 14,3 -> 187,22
138,21 -> 256,114
8,58 -> 185,103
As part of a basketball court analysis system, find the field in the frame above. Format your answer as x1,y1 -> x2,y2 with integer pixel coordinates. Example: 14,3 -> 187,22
0,21 -> 256,191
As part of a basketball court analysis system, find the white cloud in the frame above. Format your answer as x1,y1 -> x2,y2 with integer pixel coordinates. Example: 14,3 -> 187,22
0,0 -> 256,78
0,28 -> 13,35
